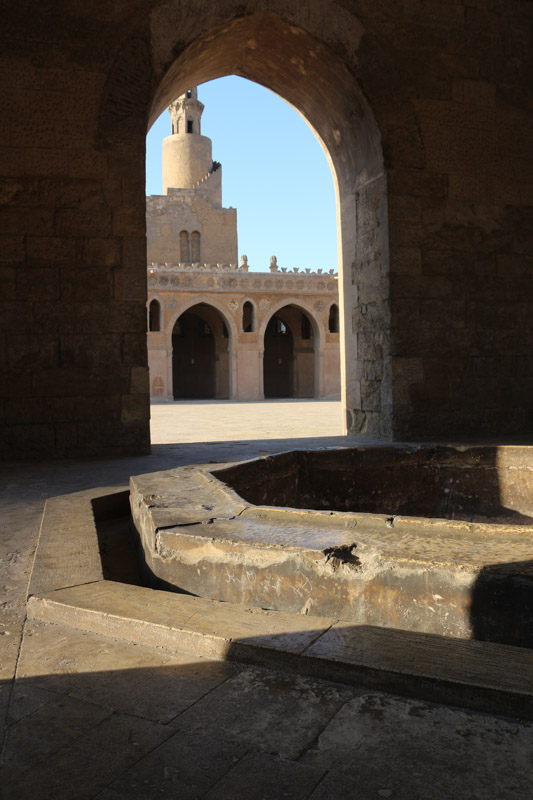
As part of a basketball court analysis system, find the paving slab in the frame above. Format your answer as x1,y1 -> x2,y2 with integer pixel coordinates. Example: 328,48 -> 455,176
6,683 -> 77,725
172,666 -> 351,760
3,693 -> 111,778
97,730 -> 246,800
15,620 -> 235,724
3,711 -> 173,800
302,692 -> 533,800
203,751 -> 325,800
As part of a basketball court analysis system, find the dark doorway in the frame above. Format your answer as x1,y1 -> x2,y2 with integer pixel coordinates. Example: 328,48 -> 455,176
172,311 -> 215,398
264,314 -> 293,397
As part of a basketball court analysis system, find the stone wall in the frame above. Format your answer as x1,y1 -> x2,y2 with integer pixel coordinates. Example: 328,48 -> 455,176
147,189 -> 237,266
0,1 -> 531,457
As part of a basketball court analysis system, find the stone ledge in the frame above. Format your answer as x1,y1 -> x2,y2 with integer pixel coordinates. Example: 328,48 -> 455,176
27,581 -> 533,721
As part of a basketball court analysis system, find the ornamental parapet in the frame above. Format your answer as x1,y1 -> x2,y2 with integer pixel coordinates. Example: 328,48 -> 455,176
147,261 -> 338,294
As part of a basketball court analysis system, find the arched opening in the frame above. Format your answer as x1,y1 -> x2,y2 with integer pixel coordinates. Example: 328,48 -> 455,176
179,230 -> 190,262
328,303 -> 339,334
263,305 -> 317,398
242,301 -> 255,333
141,11 -> 389,436
172,303 -> 230,399
148,299 -> 161,332
190,230 -> 201,262
264,314 -> 293,398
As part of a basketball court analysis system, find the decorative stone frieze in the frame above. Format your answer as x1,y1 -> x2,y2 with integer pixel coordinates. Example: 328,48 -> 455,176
147,262 -> 338,295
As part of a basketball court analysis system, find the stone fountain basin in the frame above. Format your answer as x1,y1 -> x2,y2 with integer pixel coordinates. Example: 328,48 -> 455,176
129,445 -> 533,646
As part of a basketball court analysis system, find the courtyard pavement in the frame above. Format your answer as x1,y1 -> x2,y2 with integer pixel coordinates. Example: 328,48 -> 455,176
1,400 -> 532,799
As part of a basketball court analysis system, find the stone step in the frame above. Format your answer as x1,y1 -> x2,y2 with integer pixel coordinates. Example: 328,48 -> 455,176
27,580 -> 533,721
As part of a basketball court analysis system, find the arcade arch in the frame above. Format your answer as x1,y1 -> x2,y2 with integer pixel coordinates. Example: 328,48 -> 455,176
170,302 -> 232,399
262,304 -> 320,399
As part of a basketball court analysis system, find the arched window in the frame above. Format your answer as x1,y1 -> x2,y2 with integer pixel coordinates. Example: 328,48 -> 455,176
328,303 -> 339,333
180,230 -> 190,262
191,230 -> 201,262
242,301 -> 255,332
148,299 -> 161,332
187,119 -> 193,133
301,314 -> 311,340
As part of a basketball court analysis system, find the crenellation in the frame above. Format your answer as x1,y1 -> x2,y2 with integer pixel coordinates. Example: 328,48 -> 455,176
148,262 -> 337,282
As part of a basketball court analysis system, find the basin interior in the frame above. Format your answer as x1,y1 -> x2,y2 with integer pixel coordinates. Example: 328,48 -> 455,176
213,446 -> 533,525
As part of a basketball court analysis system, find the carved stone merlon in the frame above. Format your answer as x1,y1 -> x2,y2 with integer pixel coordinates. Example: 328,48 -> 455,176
269,255 -> 278,272
240,254 -> 249,271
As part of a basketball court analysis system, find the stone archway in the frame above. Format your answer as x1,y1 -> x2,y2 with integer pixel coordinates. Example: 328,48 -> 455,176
263,313 -> 294,398
101,5 -> 390,439
263,304 -> 319,399
171,303 -> 231,399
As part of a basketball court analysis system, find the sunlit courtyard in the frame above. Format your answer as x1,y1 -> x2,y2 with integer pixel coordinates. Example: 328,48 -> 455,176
150,399 -> 343,444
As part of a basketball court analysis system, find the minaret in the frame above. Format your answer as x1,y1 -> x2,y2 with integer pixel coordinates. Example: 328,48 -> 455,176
162,87 -> 221,203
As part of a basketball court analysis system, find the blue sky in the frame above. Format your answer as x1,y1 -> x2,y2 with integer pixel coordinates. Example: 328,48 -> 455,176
146,76 -> 337,273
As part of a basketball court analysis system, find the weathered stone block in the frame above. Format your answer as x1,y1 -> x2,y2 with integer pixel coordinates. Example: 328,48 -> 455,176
113,263 -> 147,301
77,237 -> 121,267
26,236 -> 75,267
113,207 -> 146,237
392,274 -> 453,299
32,367 -> 129,398
0,206 -> 54,236
0,235 -> 25,264
7,334 -> 58,370
34,302 -> 76,334
76,302 -> 147,334
390,247 -> 422,274
130,366 -> 149,394
54,422 -> 78,454
121,333 -> 148,367
0,423 -> 55,455
0,176 -> 40,206
0,301 -> 33,330
388,168 -> 448,198
0,266 -> 16,296
59,334 -> 123,368
19,267 -> 60,300
121,393 -> 150,423
60,265 -> 113,301
55,209 -> 112,238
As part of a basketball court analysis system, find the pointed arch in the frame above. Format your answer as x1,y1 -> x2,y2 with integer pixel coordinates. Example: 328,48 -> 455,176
242,300 -> 255,332
328,303 -> 339,334
101,6 -> 391,437
148,298 -> 161,332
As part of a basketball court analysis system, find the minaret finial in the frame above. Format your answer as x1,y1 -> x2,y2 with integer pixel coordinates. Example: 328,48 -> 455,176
169,87 -> 204,136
